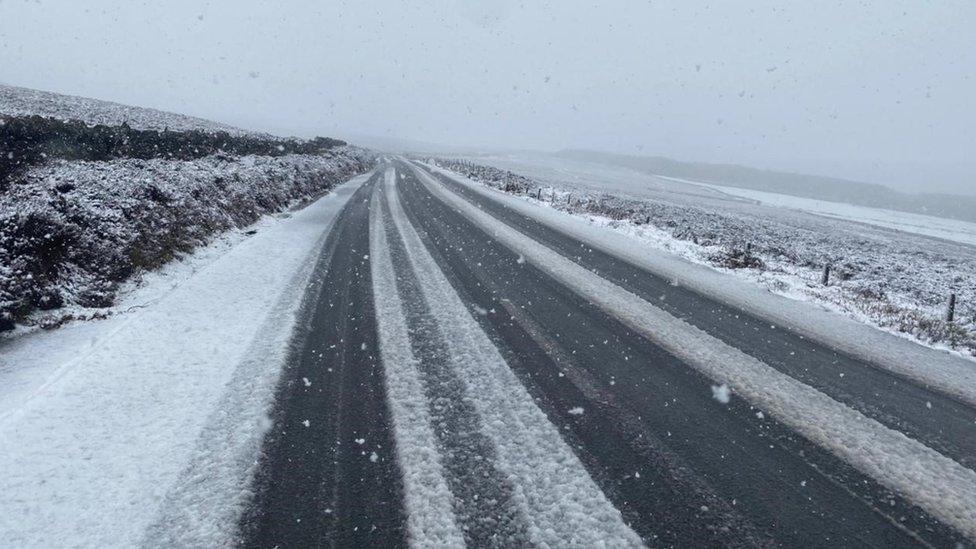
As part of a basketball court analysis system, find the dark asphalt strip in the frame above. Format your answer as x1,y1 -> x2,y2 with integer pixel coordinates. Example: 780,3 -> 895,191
420,165 -> 976,471
394,163 -> 968,548
240,175 -> 407,549
377,184 -> 531,547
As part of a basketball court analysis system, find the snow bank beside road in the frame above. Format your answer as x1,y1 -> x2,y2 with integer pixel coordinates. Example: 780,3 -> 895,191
0,172 -> 371,548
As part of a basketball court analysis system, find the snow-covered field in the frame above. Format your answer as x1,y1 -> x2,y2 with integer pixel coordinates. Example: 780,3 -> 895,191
659,175 -> 976,248
430,156 -> 976,358
0,83 -> 253,135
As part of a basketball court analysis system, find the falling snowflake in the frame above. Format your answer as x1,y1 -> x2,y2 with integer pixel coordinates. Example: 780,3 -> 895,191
711,384 -> 731,404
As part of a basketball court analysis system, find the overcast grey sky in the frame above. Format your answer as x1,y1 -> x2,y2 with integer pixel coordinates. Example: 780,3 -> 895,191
1,0 -> 973,194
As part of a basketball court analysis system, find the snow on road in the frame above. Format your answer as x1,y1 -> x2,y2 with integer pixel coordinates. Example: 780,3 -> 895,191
383,167 -> 644,547
414,162 -> 976,539
4,155 -> 974,546
369,170 -> 466,547
0,172 -> 371,548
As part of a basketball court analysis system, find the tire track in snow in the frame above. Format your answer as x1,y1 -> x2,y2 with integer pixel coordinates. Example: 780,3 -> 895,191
144,172 -> 377,548
239,176 -> 406,548
369,177 -> 467,548
375,170 -> 530,546
394,190 -> 774,546
408,161 -> 976,542
383,167 -> 645,547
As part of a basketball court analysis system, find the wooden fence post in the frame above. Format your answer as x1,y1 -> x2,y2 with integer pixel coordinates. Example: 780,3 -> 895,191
947,293 -> 957,322
821,264 -> 831,286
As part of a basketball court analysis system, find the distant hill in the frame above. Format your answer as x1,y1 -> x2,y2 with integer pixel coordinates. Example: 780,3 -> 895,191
556,149 -> 976,224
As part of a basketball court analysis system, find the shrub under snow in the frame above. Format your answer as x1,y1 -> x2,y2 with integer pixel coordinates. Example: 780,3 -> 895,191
0,150 -> 372,330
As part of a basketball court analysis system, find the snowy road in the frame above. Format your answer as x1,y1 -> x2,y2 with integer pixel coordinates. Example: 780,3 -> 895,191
240,160 -> 975,547
3,159 -> 976,547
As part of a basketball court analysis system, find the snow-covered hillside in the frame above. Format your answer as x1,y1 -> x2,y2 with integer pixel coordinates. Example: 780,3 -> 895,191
0,83 -> 253,135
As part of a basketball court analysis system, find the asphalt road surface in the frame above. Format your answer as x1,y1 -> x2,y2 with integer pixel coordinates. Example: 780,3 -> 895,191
240,159 -> 975,548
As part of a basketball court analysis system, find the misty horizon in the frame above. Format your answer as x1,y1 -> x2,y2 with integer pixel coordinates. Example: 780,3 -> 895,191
2,1 -> 972,196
